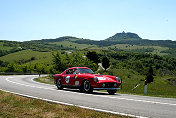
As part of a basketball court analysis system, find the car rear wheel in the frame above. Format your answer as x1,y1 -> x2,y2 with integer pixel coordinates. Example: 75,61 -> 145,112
107,90 -> 117,95
56,79 -> 63,90
80,80 -> 93,93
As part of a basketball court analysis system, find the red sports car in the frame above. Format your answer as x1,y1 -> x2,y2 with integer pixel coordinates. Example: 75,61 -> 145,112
53,67 -> 121,95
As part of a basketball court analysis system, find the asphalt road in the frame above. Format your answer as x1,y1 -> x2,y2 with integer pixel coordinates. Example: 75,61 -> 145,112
0,75 -> 176,118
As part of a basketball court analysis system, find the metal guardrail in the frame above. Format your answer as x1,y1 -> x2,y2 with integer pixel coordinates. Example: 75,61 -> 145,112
0,73 -> 38,75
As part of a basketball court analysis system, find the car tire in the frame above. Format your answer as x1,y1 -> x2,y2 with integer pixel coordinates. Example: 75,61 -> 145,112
107,90 -> 117,95
80,80 -> 93,93
56,79 -> 63,90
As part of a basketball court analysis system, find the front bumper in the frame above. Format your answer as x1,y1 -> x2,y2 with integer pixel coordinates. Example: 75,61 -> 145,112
93,82 -> 121,90
93,88 -> 120,90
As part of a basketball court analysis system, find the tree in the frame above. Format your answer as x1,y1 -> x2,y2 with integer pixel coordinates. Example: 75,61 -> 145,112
148,65 -> 153,75
6,63 -> 15,72
86,51 -> 100,64
64,53 -> 71,68
0,60 -> 3,66
102,56 -> 110,71
52,51 -> 98,73
133,60 -> 144,74
52,52 -> 65,72
35,63 -> 46,79
22,65 -> 28,73
146,66 -> 154,83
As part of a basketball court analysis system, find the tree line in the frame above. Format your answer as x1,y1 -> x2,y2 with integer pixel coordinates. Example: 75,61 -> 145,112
0,50 -> 176,79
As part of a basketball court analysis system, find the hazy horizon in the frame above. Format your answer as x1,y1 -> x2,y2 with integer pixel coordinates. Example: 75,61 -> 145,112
1,0 -> 176,41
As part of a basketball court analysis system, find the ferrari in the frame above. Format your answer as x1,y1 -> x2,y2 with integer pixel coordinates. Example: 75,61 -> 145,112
53,67 -> 121,95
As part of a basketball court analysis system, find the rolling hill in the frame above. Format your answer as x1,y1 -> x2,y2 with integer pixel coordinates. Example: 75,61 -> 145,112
106,31 -> 142,41
1,32 -> 176,57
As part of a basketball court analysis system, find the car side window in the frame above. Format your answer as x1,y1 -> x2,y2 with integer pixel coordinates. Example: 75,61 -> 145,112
66,69 -> 74,74
74,69 -> 78,74
66,70 -> 70,74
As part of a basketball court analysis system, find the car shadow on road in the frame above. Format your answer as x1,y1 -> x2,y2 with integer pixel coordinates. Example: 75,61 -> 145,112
56,88 -> 121,96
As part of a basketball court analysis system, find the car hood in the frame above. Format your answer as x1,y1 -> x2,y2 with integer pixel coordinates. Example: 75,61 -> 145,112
77,73 -> 118,83
95,75 -> 117,83
81,74 -> 117,83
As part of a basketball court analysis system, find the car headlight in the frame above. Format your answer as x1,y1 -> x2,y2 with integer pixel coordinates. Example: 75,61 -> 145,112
94,76 -> 98,82
116,77 -> 121,82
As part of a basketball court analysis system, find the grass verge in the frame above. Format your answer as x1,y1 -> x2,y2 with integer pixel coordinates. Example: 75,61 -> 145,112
34,75 -> 54,85
0,90 -> 130,118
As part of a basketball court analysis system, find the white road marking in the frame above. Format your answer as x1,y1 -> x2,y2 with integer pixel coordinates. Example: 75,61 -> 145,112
0,88 -> 147,118
5,77 -> 176,106
6,78 -> 55,91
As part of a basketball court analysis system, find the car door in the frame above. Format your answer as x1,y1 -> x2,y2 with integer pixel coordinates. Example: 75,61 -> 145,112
65,69 -> 75,85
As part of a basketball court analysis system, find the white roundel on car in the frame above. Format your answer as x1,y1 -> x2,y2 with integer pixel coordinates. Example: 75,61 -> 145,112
75,81 -> 79,85
98,77 -> 106,80
65,76 -> 70,83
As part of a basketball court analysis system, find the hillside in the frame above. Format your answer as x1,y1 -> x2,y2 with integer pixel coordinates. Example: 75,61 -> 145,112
0,40 -> 22,57
1,32 -> 176,57
0,50 -> 53,64
106,31 -> 142,41
26,36 -> 82,43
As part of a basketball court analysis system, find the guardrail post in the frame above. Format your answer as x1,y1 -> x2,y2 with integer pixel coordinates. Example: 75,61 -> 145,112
121,79 -> 122,89
39,74 -> 40,81
144,79 -> 147,95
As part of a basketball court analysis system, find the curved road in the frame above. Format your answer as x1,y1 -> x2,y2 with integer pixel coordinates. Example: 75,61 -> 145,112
0,75 -> 176,118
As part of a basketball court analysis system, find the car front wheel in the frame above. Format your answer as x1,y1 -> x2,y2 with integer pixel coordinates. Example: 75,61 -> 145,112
107,90 -> 117,95
80,80 -> 93,93
56,79 -> 63,90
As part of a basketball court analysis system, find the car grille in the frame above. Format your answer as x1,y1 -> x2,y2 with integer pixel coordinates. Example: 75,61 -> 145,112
102,83 -> 116,88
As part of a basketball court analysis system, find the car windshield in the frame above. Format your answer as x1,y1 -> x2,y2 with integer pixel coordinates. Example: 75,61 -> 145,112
75,68 -> 94,74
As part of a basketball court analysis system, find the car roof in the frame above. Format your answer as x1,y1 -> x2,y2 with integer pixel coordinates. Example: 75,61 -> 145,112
67,67 -> 90,70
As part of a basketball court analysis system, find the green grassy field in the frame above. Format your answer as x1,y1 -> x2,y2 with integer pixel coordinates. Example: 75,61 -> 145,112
107,44 -> 169,56
115,69 -> 176,98
0,50 -> 54,64
0,42 -> 170,64
0,44 -> 168,65
0,90 -> 129,118
49,41 -> 99,50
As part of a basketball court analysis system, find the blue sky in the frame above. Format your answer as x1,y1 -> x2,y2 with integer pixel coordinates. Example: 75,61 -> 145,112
0,0 -> 176,41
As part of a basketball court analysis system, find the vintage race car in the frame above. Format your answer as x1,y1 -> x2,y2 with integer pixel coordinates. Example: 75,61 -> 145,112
53,67 -> 121,95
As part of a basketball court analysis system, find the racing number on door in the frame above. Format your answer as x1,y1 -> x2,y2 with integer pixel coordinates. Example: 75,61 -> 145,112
65,76 -> 70,83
